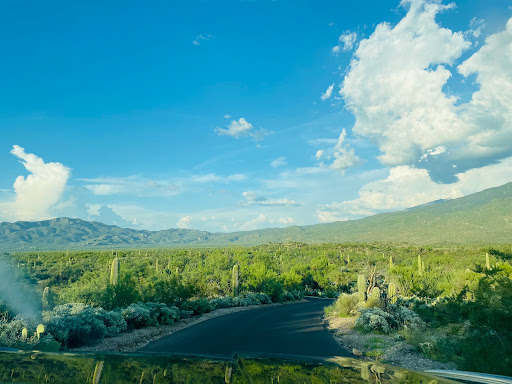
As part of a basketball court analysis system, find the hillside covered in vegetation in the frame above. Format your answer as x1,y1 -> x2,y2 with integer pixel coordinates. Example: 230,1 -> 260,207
1,182 -> 511,250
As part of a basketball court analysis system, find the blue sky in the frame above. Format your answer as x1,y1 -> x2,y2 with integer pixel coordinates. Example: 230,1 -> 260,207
1,0 -> 512,231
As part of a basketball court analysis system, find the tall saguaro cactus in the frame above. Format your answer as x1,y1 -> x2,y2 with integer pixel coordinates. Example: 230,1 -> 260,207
388,282 -> 398,304
389,256 -> 393,269
110,257 -> 120,286
417,254 -> 423,276
357,274 -> 366,301
486,252 -> 491,270
42,286 -> 54,310
232,264 -> 239,297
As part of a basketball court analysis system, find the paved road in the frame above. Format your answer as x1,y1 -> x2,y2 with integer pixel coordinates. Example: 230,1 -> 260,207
141,297 -> 350,358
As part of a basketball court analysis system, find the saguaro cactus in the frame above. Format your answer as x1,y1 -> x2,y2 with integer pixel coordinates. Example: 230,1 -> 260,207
357,274 -> 366,301
388,282 -> 398,304
36,324 -> 45,340
370,286 -> 380,300
389,256 -> 393,269
21,328 -> 28,341
93,361 -> 104,384
110,257 -> 119,286
42,286 -> 54,310
232,264 -> 239,297
486,252 -> 491,270
417,254 -> 423,276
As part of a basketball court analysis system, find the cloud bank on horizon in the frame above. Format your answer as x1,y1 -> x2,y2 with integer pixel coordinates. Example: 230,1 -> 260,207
0,0 -> 511,232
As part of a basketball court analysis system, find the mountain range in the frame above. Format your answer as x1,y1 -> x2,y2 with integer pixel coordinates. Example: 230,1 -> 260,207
1,182 -> 511,250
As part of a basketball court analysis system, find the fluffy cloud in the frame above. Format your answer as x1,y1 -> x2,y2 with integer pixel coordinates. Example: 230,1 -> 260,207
176,216 -> 192,229
316,129 -> 361,173
329,129 -> 361,172
278,217 -> 294,224
321,84 -> 335,101
239,213 -> 268,231
341,0 -> 470,167
337,0 -> 512,182
317,156 -> 512,222
332,31 -> 357,54
241,191 -> 299,207
215,117 -> 269,140
4,146 -> 71,221
89,205 -> 133,227
271,156 -> 287,168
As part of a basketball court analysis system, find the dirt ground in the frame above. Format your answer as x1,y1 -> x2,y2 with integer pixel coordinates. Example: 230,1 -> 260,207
324,316 -> 457,372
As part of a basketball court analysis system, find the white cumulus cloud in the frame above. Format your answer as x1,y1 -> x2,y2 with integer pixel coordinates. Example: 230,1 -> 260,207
337,0 -> 512,182
215,117 -> 269,140
321,84 -> 335,101
6,145 -> 71,221
278,217 -> 294,224
176,215 -> 192,229
317,156 -> 512,222
332,31 -> 358,54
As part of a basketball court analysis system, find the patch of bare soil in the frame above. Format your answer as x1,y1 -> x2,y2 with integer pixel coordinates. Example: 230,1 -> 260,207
325,316 -> 456,372
72,301 -> 304,353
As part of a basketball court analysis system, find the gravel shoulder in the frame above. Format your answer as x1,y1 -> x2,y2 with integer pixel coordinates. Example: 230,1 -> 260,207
72,301 -> 305,353
325,315 -> 456,372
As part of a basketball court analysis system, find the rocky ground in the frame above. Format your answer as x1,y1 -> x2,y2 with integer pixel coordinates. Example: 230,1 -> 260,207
72,301 -> 304,353
324,316 -> 457,372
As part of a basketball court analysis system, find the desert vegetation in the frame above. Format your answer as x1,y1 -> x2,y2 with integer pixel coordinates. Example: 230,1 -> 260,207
325,246 -> 512,375
0,242 -> 510,376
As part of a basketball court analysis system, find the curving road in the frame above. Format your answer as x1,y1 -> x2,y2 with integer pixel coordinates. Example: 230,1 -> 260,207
141,297 -> 350,358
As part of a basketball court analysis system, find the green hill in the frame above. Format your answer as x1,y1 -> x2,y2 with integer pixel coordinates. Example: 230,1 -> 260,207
1,182 -> 511,250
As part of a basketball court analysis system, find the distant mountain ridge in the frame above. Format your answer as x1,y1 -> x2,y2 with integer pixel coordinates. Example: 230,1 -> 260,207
1,182 -> 511,250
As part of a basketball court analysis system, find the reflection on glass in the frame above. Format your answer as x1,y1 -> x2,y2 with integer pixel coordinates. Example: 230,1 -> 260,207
0,351 -> 454,383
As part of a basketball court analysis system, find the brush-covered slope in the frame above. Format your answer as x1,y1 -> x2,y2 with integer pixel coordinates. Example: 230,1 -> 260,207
0,183 -> 511,250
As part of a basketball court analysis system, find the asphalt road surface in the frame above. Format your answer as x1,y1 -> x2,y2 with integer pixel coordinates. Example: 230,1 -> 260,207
141,297 -> 350,357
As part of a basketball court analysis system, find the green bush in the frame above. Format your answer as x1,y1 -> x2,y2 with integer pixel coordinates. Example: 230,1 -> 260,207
143,302 -> 180,325
180,299 -> 213,315
93,309 -> 127,337
121,303 -> 153,329
0,314 -> 38,349
326,293 -> 360,317
356,305 -> 422,334
356,308 -> 396,333
209,296 -> 235,310
43,304 -> 107,348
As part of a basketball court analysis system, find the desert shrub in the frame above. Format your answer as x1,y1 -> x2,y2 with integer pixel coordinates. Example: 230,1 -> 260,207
180,299 -> 213,315
326,293 -> 360,317
252,292 -> 272,304
43,303 -> 107,348
179,309 -> 194,319
356,308 -> 396,333
260,277 -> 285,303
209,296 -> 234,310
291,290 -> 305,300
322,288 -> 339,298
93,309 -> 127,337
143,302 -> 180,325
360,295 -> 383,309
0,314 -> 38,349
356,305 -> 422,334
282,291 -> 295,302
388,305 -> 423,331
100,274 -> 140,310
121,303 -> 153,329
